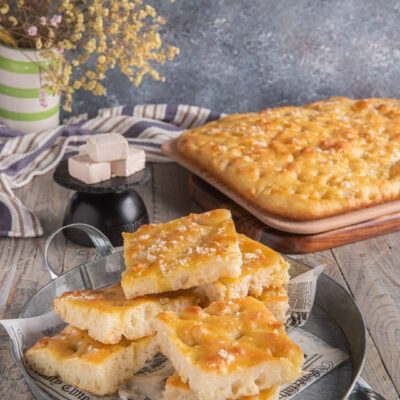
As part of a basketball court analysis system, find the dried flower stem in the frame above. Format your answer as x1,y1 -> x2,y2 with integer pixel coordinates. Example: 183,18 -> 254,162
0,0 -> 179,111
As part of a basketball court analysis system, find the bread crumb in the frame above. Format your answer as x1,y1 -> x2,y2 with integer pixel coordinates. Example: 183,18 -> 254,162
218,349 -> 228,358
147,253 -> 156,262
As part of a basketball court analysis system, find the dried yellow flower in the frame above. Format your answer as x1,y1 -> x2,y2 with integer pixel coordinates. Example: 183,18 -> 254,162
0,0 -> 179,111
8,16 -> 17,26
168,46 -> 180,60
0,5 -> 9,14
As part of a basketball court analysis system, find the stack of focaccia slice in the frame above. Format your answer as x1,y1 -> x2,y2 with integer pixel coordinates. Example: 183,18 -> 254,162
25,209 -> 302,398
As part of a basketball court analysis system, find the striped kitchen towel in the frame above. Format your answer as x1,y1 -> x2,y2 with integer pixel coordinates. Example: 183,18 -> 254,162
0,104 -> 223,238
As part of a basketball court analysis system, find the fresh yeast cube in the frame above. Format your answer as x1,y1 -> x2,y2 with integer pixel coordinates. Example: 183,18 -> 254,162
78,144 -> 88,155
68,154 -> 111,184
86,133 -> 129,162
111,148 -> 145,177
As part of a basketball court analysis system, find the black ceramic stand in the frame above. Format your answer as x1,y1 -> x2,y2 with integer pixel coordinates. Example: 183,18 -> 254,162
54,161 -> 151,247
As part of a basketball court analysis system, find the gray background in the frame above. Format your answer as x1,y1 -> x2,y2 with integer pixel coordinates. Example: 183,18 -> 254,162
63,0 -> 400,119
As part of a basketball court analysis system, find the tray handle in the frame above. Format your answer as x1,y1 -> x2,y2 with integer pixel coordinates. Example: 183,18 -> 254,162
349,387 -> 386,400
44,223 -> 115,280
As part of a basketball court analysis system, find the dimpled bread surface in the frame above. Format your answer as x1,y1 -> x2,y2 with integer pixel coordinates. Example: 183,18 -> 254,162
53,283 -> 199,344
154,297 -> 303,400
25,326 -> 157,396
162,375 -> 280,400
121,209 -> 242,299
195,234 -> 289,303
177,97 -> 400,220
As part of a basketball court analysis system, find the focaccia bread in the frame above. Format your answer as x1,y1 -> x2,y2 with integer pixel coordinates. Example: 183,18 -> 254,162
121,209 -> 242,299
154,297 -> 303,400
256,286 -> 289,324
25,326 -> 157,396
53,283 -> 199,344
177,97 -> 400,220
162,375 -> 280,400
195,234 -> 289,304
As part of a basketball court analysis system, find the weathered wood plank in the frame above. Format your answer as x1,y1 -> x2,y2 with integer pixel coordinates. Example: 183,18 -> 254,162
0,237 -> 46,400
0,239 -> 25,318
296,250 -> 399,399
151,163 -> 202,222
0,330 -> 32,400
1,171 -> 66,318
332,236 -> 400,398
293,249 -> 340,280
0,171 -> 69,400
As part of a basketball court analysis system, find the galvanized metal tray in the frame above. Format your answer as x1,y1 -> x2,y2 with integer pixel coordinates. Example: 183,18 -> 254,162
11,224 -> 369,400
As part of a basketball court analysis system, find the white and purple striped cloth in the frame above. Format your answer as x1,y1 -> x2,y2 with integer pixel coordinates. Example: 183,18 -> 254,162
0,104 -> 223,238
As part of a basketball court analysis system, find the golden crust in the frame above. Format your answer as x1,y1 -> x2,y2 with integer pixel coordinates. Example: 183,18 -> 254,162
219,234 -> 289,290
54,283 -> 197,311
177,97 -> 400,220
257,286 -> 288,303
26,325 -> 133,365
195,235 -> 289,303
164,375 -> 280,400
121,209 -> 242,298
53,283 -> 199,343
156,297 -> 302,373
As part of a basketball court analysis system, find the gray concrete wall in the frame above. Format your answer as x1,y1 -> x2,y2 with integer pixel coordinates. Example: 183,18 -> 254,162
63,0 -> 400,119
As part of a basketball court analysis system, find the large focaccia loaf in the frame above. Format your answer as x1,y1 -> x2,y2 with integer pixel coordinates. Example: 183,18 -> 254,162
177,97 -> 400,220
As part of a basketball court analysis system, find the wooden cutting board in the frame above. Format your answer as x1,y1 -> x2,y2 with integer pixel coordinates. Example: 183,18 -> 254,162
189,174 -> 400,254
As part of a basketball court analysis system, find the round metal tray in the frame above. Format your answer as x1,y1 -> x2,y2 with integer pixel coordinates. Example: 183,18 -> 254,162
11,224 -> 368,400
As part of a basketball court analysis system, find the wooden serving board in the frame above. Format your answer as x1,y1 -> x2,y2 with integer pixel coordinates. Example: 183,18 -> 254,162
162,138 -> 400,234
189,174 -> 400,254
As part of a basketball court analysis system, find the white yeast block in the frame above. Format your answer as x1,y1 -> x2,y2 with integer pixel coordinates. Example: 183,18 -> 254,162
86,133 -> 129,162
111,147 -> 146,177
78,144 -> 88,155
68,154 -> 111,184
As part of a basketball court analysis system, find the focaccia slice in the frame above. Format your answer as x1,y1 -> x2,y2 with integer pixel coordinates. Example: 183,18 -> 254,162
154,297 -> 303,400
162,375 -> 280,400
195,234 -> 289,303
121,209 -> 242,299
53,283 -> 199,344
25,326 -> 157,396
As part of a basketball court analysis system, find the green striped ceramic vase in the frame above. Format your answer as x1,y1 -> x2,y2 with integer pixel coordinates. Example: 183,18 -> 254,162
0,43 -> 60,133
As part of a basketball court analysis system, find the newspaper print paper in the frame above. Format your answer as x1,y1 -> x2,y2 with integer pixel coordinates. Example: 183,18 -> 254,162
285,265 -> 324,330
280,330 -> 348,399
0,266 -> 349,400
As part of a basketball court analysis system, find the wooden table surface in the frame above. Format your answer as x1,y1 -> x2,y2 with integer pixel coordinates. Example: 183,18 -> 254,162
0,163 -> 399,400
